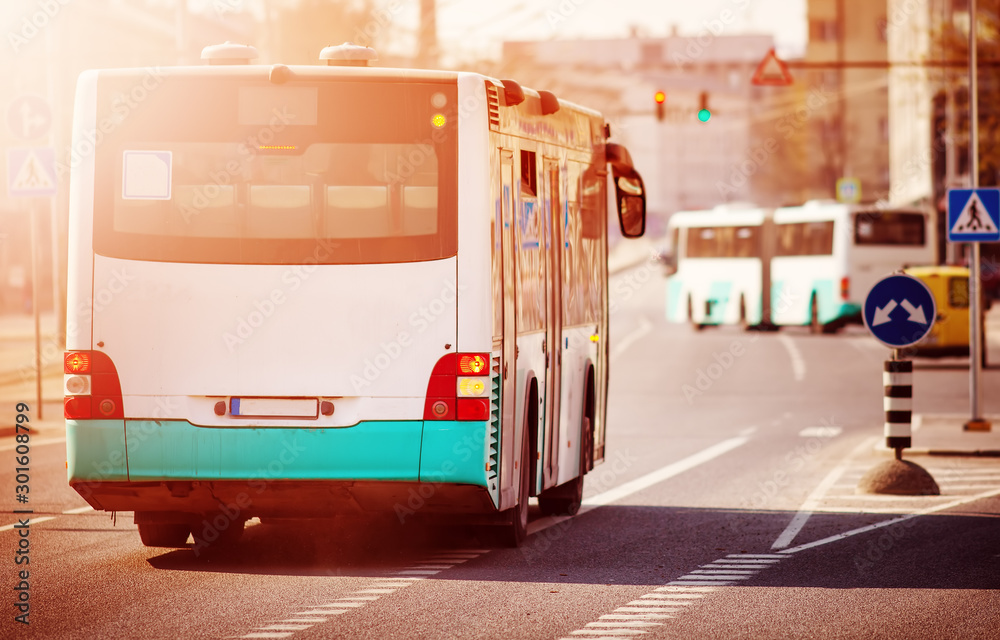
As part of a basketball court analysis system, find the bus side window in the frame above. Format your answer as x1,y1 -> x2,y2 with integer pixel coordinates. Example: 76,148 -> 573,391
520,150 -> 537,197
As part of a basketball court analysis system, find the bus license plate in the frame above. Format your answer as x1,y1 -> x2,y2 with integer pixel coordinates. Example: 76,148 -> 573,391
230,397 -> 318,418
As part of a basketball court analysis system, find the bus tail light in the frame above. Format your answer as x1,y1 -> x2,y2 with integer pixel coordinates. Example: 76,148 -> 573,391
64,351 -> 124,420
424,353 -> 491,421
840,277 -> 850,300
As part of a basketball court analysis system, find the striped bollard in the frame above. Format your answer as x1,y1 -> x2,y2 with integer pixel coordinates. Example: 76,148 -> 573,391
883,359 -> 913,457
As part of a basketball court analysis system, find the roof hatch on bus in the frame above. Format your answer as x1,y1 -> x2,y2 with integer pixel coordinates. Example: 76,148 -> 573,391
320,42 -> 378,66
201,42 -> 258,65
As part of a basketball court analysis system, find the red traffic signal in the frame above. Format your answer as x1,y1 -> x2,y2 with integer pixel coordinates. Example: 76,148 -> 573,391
654,91 -> 666,121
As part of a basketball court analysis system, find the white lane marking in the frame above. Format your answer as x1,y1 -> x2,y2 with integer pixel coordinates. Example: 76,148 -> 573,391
726,554 -> 786,558
610,315 -> 653,361
771,436 -> 878,550
0,436 -> 66,452
690,570 -> 756,575
798,426 -> 842,438
281,618 -> 327,623
779,486 -> 1000,555
291,610 -> 348,616
238,551 -> 488,639
586,622 -> 663,627
581,437 -> 750,508
0,516 -> 55,533
570,554 -> 785,635
63,506 -> 94,514
778,334 -> 806,381
393,569 -> 439,575
527,435 -> 750,537
600,614 -> 675,619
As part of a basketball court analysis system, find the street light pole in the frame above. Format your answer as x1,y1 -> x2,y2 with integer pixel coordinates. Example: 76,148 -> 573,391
966,0 -> 989,432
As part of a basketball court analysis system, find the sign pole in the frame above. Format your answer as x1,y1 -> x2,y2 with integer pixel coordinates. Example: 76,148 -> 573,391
30,200 -> 43,420
967,0 -> 989,431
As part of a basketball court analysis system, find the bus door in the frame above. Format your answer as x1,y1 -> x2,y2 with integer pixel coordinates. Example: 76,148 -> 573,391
498,151 -> 519,507
542,158 -> 563,487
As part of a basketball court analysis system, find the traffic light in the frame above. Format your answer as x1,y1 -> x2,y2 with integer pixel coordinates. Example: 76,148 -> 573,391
654,90 -> 666,121
698,91 -> 711,122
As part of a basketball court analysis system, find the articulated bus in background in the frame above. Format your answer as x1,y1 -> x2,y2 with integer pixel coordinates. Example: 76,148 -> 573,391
64,43 -> 646,550
666,200 -> 934,332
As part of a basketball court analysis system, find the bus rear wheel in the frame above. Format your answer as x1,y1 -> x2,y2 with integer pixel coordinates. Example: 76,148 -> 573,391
809,294 -> 824,334
688,296 -> 705,332
191,516 -> 246,556
137,521 -> 190,548
538,416 -> 589,517
492,433 -> 530,547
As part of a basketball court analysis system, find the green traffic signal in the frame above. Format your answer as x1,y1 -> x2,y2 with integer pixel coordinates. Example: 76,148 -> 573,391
698,109 -> 711,122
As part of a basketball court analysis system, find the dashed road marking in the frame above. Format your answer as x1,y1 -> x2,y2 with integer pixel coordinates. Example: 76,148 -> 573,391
779,334 -> 806,381
237,550 -> 486,639
559,556 -> 785,637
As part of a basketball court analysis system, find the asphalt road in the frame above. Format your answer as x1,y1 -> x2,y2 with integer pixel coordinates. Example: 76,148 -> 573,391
2,263 -> 999,639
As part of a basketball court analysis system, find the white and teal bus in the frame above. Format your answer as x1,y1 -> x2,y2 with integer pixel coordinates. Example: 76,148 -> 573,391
64,43 -> 645,550
666,200 -> 934,332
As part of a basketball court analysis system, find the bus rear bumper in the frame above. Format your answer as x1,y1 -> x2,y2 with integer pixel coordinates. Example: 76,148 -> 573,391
67,418 -> 495,516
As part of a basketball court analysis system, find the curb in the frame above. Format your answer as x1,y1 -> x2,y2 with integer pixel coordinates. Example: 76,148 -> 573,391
875,446 -> 1000,458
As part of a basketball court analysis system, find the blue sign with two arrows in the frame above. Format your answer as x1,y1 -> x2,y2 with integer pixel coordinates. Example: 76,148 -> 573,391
863,274 -> 937,348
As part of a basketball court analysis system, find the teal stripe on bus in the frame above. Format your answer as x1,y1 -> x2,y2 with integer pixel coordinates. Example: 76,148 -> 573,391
707,281 -> 732,324
666,278 -> 682,321
67,419 -> 128,482
420,421 -> 492,487
122,420 -> 423,482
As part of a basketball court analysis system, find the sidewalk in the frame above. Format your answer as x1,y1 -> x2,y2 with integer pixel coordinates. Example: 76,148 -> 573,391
875,413 -> 1000,457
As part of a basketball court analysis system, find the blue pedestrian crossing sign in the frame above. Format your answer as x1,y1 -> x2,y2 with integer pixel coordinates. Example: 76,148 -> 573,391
863,274 -> 936,348
948,188 -> 1000,242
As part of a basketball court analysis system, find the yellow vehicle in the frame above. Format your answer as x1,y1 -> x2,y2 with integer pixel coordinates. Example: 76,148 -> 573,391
904,265 -> 985,364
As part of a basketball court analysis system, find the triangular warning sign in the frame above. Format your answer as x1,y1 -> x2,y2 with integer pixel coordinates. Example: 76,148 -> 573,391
751,48 -> 793,86
952,191 -> 999,235
11,151 -> 54,191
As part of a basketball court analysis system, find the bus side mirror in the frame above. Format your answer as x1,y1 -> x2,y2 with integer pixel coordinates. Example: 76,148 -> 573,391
614,170 -> 646,238
607,142 -> 646,238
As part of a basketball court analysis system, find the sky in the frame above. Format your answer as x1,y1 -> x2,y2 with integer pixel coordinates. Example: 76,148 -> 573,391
430,0 -> 808,60
181,0 -> 808,63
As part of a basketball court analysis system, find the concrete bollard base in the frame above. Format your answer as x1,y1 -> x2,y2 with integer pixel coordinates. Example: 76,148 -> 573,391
856,459 -> 940,496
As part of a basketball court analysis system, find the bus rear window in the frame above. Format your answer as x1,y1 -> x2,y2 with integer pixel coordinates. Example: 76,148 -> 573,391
854,211 -> 925,246
94,76 -> 458,265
